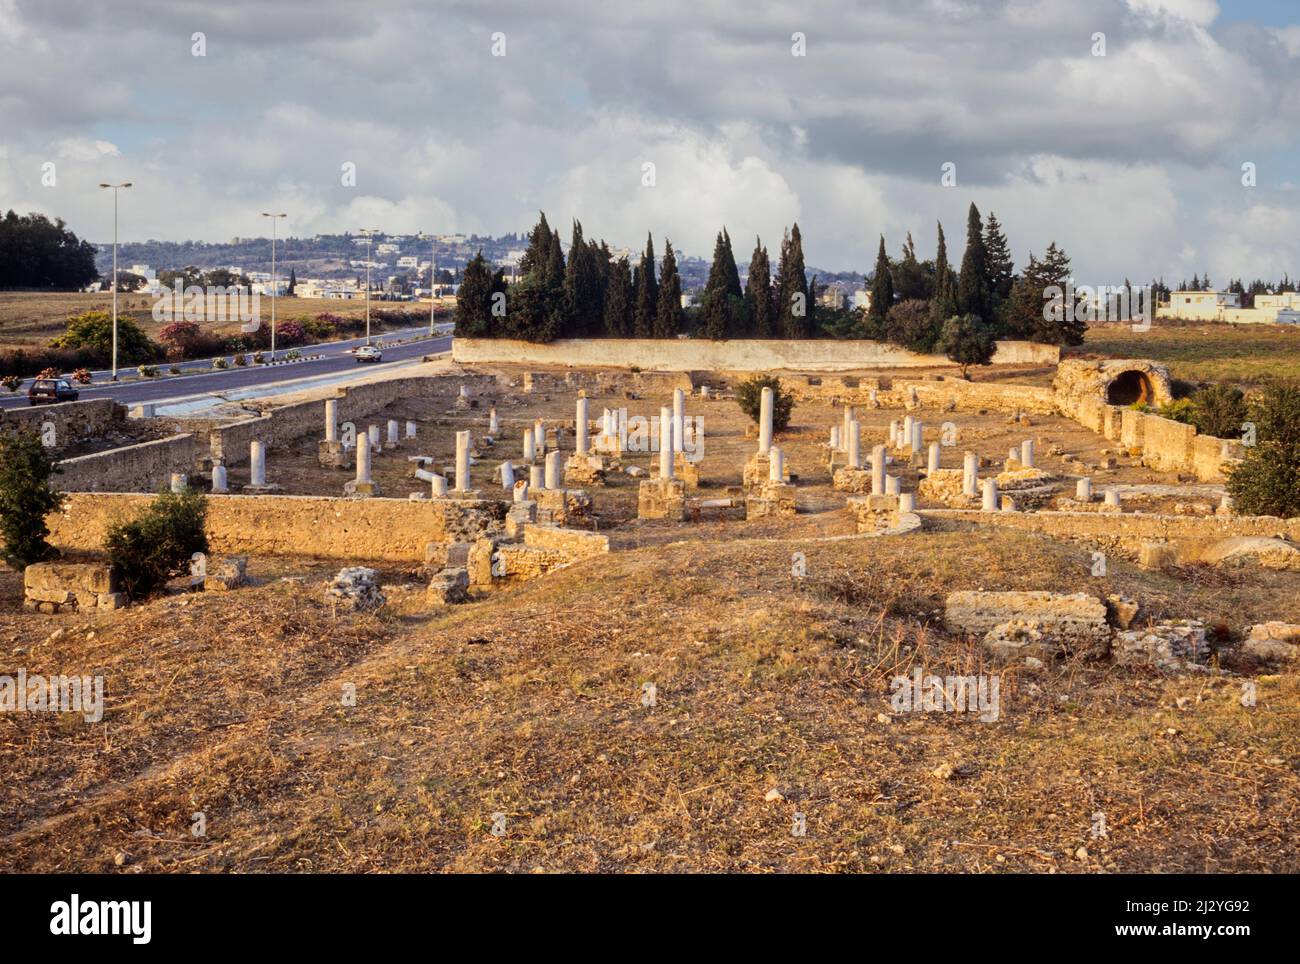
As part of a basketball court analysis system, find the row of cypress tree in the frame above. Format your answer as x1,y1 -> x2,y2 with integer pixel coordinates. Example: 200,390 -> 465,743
455,213 -> 819,343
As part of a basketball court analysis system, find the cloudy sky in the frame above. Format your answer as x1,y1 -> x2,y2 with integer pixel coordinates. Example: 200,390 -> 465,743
2,0 -> 1299,283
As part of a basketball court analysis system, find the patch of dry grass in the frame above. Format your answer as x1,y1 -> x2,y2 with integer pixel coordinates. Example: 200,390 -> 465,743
2,528 -> 1296,873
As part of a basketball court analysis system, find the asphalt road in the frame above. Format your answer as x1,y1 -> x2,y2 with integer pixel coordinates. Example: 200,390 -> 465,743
0,329 -> 452,410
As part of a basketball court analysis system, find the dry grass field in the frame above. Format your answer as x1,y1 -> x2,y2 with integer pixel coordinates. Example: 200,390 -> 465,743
1068,321 -> 1300,386
1,526 -> 1296,873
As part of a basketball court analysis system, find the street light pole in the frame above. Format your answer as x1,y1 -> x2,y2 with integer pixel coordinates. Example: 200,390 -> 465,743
430,235 -> 436,335
360,228 -> 378,345
261,212 -> 286,359
98,181 -> 132,380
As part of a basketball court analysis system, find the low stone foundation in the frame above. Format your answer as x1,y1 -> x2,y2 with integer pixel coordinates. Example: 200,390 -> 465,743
745,481 -> 796,519
23,563 -> 125,613
638,477 -> 687,521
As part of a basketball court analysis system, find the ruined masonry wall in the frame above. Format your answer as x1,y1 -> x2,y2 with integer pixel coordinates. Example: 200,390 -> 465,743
0,398 -> 123,455
47,492 -> 505,563
55,434 -> 198,492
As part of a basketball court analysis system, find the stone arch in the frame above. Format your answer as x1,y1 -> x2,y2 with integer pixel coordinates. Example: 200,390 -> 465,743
1105,369 -> 1156,405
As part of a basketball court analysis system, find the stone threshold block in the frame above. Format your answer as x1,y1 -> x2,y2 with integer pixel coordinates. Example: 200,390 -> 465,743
746,481 -> 796,519
638,477 -> 688,521
832,466 -> 873,494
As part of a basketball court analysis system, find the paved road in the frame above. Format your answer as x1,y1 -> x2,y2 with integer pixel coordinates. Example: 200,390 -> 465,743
0,329 -> 452,410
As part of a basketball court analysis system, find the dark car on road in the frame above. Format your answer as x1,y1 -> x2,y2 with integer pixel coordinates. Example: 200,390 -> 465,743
27,378 -> 79,405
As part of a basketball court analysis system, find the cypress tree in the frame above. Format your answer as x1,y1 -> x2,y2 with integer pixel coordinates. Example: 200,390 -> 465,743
983,211 -> 1014,303
604,257 -> 633,337
744,239 -> 773,339
957,202 -> 992,322
655,240 -> 685,338
518,212 -> 553,279
868,235 -> 893,329
633,233 -> 657,338
563,220 -> 603,337
930,221 -> 957,324
775,223 -> 810,339
453,250 -> 495,338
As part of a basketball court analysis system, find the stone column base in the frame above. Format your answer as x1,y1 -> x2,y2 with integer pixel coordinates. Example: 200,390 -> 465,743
745,481 -> 796,519
638,477 -> 687,520
674,452 -> 700,489
343,480 -> 382,497
564,453 -> 608,487
832,466 -> 873,493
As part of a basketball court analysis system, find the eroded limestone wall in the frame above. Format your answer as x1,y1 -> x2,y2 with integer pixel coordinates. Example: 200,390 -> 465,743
46,492 -> 506,562
55,434 -> 198,492
454,337 -> 1060,372
1,398 -> 124,454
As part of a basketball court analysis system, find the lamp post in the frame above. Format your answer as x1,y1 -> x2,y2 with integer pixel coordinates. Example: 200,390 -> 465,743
98,182 -> 132,380
430,234 -> 437,335
359,228 -> 379,345
261,212 -> 286,359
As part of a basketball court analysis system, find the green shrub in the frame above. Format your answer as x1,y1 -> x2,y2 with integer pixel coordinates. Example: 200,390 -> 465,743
232,353 -> 247,367
137,364 -> 159,378
0,430 -> 63,568
1153,397 -> 1196,425
212,357 -> 229,370
735,374 -> 795,432
1226,382 -> 1300,518
104,488 -> 208,599
937,313 -> 996,378
1190,384 -> 1248,439
1,375 -> 21,393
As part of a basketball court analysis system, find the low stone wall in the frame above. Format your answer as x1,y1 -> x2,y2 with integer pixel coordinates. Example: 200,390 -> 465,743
453,337 -> 1059,373
55,434 -> 199,492
920,507 -> 1300,558
0,398 -> 124,454
46,492 -> 507,562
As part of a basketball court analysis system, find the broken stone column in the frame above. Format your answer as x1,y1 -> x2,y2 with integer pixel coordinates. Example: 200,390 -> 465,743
387,419 -> 400,448
885,475 -> 900,496
345,439 -> 380,496
843,405 -> 855,451
523,429 -> 535,462
250,441 -> 267,487
513,479 -> 530,502
769,445 -> 784,482
170,472 -> 187,493
500,460 -> 515,490
829,425 -> 841,450
982,477 -> 999,512
325,399 -> 339,442
576,397 -> 590,455
902,415 -> 915,452
911,419 -> 923,454
1104,489 -> 1121,509
431,474 -> 448,497
455,430 -> 472,492
871,444 -> 886,495
673,388 -> 685,453
489,406 -> 500,435
888,419 -> 899,447
1020,439 -> 1035,468
847,420 -> 862,470
962,451 -> 979,498
660,406 -> 675,479
530,464 -> 544,490
533,419 -> 545,455
758,387 -> 774,456
211,464 -> 228,494
545,450 -> 562,489
928,441 -> 940,474
1076,477 -> 1092,502
899,492 -> 916,513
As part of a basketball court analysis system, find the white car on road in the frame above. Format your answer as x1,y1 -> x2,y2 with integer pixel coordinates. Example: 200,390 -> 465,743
353,345 -> 383,363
